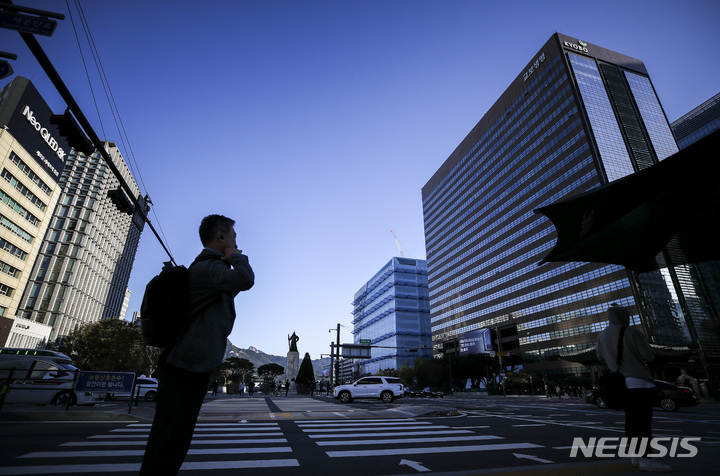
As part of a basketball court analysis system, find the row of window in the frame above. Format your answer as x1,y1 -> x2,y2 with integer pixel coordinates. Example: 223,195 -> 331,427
1,169 -> 47,211
0,190 -> 40,227
0,213 -> 33,243
8,152 -> 51,196
0,259 -> 21,279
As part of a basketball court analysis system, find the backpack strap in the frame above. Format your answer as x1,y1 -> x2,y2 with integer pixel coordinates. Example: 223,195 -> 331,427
158,254 -> 223,362
615,326 -> 627,371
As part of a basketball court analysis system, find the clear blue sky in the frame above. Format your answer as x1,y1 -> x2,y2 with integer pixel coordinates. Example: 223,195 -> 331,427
2,0 -> 719,358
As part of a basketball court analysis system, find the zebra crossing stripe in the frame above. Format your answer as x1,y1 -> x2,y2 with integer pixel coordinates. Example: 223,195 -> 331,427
62,438 -> 288,446
302,425 -> 441,433
317,435 -> 502,446
21,446 -> 292,459
308,429 -> 473,438
326,442 -> 543,458
0,459 -> 300,475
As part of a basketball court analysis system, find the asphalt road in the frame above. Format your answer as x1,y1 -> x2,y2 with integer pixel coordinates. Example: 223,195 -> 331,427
0,394 -> 718,475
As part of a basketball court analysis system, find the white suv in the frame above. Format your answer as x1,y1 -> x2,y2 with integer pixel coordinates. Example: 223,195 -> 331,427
334,376 -> 405,403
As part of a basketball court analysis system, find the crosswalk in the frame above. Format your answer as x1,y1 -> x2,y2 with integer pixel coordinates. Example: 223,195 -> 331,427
1,415 -> 545,474
199,397 -> 353,419
1,422 -> 298,475
298,418 -> 541,458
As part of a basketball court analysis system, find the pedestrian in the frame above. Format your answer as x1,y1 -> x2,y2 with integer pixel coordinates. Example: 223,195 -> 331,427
310,379 -> 316,396
596,304 -> 671,472
140,214 -> 255,475
248,381 -> 255,397
239,381 -> 245,397
556,386 -> 561,398
212,380 -> 218,396
285,379 -> 290,397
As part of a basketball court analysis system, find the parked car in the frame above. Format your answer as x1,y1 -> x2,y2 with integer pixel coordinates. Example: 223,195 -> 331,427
404,387 -> 423,398
0,350 -> 104,406
585,380 -> 698,411
107,376 -> 158,402
334,376 -> 405,403
421,387 -> 444,398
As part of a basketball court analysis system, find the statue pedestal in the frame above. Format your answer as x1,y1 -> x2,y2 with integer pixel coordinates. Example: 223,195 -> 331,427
286,350 -> 299,382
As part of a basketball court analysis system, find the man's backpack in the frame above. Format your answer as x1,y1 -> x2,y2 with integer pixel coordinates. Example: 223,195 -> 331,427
597,326 -> 628,410
140,261 -> 194,348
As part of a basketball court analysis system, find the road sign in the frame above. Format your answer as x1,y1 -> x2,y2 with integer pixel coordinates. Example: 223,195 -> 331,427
0,11 -> 58,36
359,339 -> 372,344
75,371 -> 136,393
342,344 -> 371,359
0,60 -> 12,80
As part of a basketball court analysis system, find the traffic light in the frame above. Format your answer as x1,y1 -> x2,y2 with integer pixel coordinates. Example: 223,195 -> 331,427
50,109 -> 94,155
107,187 -> 134,215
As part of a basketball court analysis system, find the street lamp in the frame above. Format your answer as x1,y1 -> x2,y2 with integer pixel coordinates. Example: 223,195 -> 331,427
329,325 -> 340,386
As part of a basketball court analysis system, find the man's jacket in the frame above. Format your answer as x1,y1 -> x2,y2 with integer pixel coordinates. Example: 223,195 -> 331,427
164,249 -> 254,373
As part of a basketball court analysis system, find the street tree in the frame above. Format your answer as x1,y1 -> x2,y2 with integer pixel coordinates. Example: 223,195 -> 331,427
225,357 -> 254,383
60,319 -> 153,373
257,363 -> 284,382
258,363 -> 284,395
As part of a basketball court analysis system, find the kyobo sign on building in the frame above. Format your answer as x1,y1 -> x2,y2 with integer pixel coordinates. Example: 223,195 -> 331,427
564,39 -> 589,53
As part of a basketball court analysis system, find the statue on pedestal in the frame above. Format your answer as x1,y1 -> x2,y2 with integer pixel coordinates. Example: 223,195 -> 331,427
288,331 -> 300,352
286,331 -> 300,383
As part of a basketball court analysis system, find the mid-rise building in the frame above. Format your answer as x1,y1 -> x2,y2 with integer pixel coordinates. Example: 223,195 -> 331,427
671,92 -> 720,149
0,77 -> 68,347
422,33 -> 717,381
351,257 -> 431,376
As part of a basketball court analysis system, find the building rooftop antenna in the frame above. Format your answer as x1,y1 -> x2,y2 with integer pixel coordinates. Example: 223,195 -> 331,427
391,230 -> 406,258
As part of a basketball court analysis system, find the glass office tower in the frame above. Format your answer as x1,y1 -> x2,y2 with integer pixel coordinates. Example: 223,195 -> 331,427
422,33 -> 715,380
352,257 -> 432,376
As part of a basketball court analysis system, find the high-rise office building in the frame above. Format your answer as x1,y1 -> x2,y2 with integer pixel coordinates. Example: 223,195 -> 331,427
14,141 -> 147,344
422,33 -> 716,380
352,257 -> 432,376
0,77 -> 69,347
0,76 -> 148,346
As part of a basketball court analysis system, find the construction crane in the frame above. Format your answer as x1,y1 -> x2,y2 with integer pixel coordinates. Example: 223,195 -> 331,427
390,230 -> 406,258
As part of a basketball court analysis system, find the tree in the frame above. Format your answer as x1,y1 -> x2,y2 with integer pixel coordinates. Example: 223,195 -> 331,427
295,352 -> 315,389
375,368 -> 397,377
258,363 -> 284,382
60,319 -> 153,373
258,363 -> 284,395
225,357 -> 254,383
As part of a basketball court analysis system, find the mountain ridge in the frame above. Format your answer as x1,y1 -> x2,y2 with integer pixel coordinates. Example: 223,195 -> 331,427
224,340 -> 330,376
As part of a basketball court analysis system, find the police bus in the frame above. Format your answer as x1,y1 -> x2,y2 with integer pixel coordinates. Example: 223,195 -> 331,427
0,347 -> 105,406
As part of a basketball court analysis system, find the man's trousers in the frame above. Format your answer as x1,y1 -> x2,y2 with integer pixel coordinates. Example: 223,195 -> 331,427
140,364 -> 210,475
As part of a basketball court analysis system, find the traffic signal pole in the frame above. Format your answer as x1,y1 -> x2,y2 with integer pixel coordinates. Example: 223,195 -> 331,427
14,27 -> 176,264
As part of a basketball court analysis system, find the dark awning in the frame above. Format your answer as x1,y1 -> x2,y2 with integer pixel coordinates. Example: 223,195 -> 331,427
535,129 -> 720,273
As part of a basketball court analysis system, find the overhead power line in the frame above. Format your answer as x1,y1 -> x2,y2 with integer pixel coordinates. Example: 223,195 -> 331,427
16,29 -> 176,264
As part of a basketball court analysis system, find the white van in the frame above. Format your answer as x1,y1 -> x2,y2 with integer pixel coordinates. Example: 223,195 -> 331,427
0,348 -> 104,406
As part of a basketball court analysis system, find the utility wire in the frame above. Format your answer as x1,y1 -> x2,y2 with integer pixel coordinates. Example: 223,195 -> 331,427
62,0 -> 174,258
